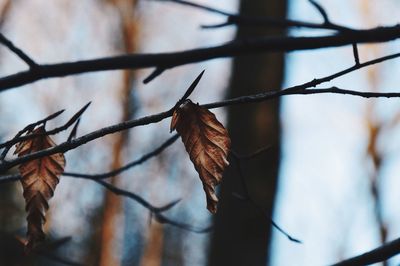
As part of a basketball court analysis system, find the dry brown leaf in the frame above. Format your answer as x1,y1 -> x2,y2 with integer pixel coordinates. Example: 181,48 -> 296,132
14,126 -> 65,253
170,100 -> 231,213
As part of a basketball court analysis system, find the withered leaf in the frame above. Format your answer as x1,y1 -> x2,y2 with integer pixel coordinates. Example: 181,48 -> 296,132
170,100 -> 230,213
14,126 -> 65,253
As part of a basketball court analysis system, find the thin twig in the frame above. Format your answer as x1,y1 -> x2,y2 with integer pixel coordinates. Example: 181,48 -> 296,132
152,0 -> 354,32
0,109 -> 65,160
0,33 -> 37,68
204,86 -> 400,110
154,213 -> 212,233
63,134 -> 179,179
0,102 -> 90,151
89,179 -> 211,233
143,67 -> 166,83
67,119 -> 80,142
230,152 -> 301,243
308,0 -> 329,23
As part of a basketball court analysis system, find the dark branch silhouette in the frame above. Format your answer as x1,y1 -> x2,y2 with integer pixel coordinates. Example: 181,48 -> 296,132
0,33 -> 37,68
0,109 -> 65,160
331,237 -> 400,266
0,25 -> 399,91
64,134 -> 179,180
0,102 -> 90,153
152,0 -> 353,32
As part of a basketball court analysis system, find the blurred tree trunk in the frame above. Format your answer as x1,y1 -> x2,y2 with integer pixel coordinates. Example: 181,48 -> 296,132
98,1 -> 138,265
360,2 -> 387,265
0,0 -> 10,24
140,223 -> 164,266
209,0 -> 287,265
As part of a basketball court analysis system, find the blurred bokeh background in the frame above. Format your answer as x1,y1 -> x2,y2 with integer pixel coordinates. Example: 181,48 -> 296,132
0,0 -> 399,265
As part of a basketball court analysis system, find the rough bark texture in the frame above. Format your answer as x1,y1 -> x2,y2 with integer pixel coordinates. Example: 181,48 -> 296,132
208,0 -> 287,265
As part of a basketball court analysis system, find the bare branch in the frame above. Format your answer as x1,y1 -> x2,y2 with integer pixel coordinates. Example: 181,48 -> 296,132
0,25 -> 399,92
2,50 -> 400,173
77,179 -> 211,233
2,86 -> 400,174
0,33 -> 37,68
153,0 -> 353,32
94,179 -> 177,213
63,134 -> 179,179
204,86 -> 400,110
331,237 -> 400,266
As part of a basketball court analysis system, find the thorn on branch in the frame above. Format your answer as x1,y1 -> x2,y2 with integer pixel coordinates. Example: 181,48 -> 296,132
143,67 -> 166,84
0,32 -> 38,68
174,70 -> 205,110
308,0 -> 329,23
51,101 -> 91,135
352,43 -> 360,65
67,119 -> 80,142
331,237 -> 400,266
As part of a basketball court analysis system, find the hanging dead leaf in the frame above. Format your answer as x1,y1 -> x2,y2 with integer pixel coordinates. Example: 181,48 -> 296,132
14,126 -> 65,253
170,100 -> 230,213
